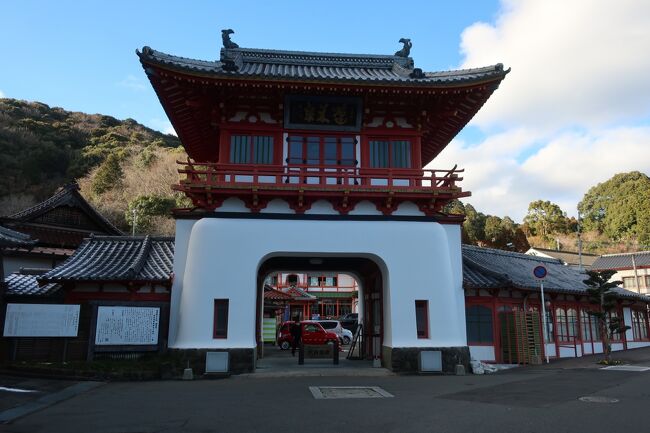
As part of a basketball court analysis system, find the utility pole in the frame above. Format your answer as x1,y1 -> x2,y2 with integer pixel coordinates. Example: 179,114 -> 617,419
577,209 -> 583,272
132,208 -> 137,236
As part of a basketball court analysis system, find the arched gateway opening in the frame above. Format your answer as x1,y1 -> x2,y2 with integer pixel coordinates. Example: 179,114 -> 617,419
257,255 -> 386,366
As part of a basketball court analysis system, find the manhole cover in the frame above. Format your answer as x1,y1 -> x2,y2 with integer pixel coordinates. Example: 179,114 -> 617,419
309,386 -> 394,399
600,365 -> 650,372
579,396 -> 619,403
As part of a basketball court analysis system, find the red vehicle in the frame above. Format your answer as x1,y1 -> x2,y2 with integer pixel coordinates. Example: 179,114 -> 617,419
277,321 -> 339,350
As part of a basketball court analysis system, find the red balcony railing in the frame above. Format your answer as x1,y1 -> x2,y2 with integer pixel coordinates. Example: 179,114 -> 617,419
174,159 -> 470,215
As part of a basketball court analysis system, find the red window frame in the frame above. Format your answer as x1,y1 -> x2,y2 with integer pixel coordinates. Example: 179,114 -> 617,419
554,306 -> 579,343
631,309 -> 650,341
213,299 -> 229,339
286,133 -> 358,167
415,300 -> 429,339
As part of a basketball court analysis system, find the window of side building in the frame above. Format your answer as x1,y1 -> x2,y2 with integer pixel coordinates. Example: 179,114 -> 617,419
213,299 -> 229,339
465,305 -> 494,344
415,300 -> 429,338
368,139 -> 412,168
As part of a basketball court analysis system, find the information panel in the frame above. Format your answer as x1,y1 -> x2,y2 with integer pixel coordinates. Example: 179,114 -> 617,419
95,306 -> 160,346
3,303 -> 80,337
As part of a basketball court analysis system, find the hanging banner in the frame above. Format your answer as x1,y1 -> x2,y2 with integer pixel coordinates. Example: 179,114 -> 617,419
3,304 -> 80,337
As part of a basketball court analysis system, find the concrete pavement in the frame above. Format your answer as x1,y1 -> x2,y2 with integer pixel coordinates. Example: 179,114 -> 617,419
2,365 -> 650,432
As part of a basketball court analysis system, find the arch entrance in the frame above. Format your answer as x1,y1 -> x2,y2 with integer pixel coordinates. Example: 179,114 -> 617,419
257,255 -> 386,365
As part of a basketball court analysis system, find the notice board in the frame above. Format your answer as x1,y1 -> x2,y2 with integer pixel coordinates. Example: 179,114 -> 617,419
3,303 -> 80,337
95,306 -> 160,346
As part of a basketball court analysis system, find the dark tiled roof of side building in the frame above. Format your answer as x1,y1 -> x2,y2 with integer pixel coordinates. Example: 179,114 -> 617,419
526,247 -> 599,267
138,46 -> 509,86
0,225 -> 36,248
39,236 -> 174,283
462,244 -> 648,301
7,183 -> 123,236
5,270 -> 61,296
591,251 -> 650,271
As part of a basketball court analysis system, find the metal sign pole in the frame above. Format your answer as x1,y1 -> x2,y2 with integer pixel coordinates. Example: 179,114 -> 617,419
540,281 -> 549,364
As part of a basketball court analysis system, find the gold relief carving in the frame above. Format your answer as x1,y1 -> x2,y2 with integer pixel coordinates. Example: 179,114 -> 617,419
303,103 -> 316,123
333,105 -> 348,125
316,104 -> 330,124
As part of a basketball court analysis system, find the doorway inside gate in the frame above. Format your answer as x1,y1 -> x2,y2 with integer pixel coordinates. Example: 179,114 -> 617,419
256,255 -> 386,369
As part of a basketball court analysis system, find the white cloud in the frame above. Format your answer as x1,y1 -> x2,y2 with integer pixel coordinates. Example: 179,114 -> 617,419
460,0 -> 650,131
117,75 -> 147,92
0,89 -> 5,98
438,0 -> 650,222
148,118 -> 177,136
435,126 -> 650,221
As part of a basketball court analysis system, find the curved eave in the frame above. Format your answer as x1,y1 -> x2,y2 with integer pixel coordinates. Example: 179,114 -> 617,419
137,49 -> 509,89
138,48 -> 508,165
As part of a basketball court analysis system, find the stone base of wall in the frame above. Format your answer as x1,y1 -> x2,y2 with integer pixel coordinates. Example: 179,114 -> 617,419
382,346 -> 470,374
168,348 -> 255,376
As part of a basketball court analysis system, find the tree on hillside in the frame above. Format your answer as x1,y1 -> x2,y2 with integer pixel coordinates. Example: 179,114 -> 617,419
463,204 -> 486,245
91,153 -> 123,195
523,200 -> 569,238
578,171 -> 650,244
584,270 -> 629,363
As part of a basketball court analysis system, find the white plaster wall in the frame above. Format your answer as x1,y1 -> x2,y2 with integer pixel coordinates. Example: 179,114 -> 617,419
469,345 -> 495,362
611,343 -> 625,352
172,218 -> 465,350
169,219 -> 198,346
627,341 -> 650,349
545,343 -> 556,357
3,256 -> 55,277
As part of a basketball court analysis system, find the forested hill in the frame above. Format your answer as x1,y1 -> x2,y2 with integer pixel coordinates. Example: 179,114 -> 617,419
0,98 -> 180,207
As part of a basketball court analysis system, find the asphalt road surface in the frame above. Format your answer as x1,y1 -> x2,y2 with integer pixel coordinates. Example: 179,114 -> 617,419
2,364 -> 650,433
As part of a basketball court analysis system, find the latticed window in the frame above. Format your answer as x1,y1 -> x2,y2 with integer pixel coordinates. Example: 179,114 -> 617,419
465,305 -> 493,343
581,310 -> 601,342
287,135 -> 356,166
230,135 -> 274,164
632,310 -> 649,341
369,140 -> 411,168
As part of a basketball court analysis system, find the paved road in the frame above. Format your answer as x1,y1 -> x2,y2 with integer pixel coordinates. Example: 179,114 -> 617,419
2,365 -> 650,433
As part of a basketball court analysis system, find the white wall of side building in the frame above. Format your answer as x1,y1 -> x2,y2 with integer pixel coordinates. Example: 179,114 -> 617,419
169,216 -> 466,352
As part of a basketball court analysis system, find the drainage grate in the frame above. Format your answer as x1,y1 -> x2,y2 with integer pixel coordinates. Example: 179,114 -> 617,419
309,386 -> 394,399
579,396 -> 619,403
600,365 -> 650,372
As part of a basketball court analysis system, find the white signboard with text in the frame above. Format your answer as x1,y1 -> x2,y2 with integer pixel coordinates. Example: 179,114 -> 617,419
3,303 -> 80,337
95,306 -> 160,346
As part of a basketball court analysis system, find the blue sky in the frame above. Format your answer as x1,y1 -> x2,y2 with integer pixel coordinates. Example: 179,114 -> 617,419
2,0 -> 650,221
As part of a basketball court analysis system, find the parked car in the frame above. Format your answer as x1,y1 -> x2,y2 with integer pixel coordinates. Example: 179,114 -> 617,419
340,327 -> 353,345
314,320 -> 343,339
277,321 -> 339,350
338,313 -> 359,334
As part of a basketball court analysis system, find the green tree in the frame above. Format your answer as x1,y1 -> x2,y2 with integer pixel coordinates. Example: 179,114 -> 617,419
91,153 -> 123,195
584,270 -> 629,363
463,203 -> 486,245
523,200 -> 568,238
126,194 -> 177,233
578,171 -> 650,242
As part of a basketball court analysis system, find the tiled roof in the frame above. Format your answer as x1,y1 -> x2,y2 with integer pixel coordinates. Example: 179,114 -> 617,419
39,236 -> 174,283
591,251 -> 650,271
462,245 -> 648,301
264,286 -> 294,301
526,247 -> 599,267
0,225 -> 36,248
7,183 -> 122,236
284,286 -> 317,301
138,46 -> 508,86
5,270 -> 61,296
2,245 -> 74,258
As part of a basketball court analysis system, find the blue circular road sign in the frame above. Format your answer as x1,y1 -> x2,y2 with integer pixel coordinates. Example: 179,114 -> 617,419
533,265 -> 547,279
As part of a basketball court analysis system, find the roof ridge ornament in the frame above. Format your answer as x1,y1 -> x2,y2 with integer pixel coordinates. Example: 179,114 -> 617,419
221,29 -> 239,49
395,38 -> 412,57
